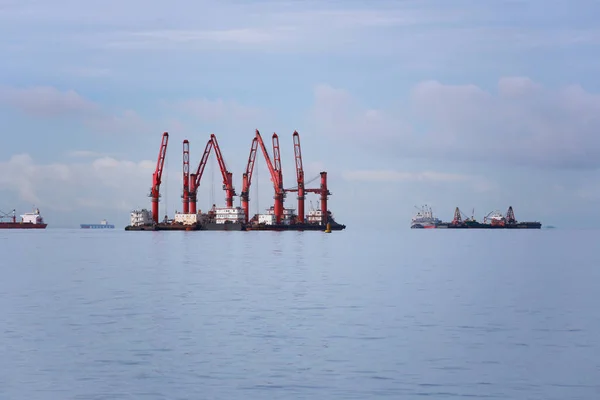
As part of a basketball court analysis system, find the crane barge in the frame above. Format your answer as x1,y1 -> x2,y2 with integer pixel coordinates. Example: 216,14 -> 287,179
426,206 -> 542,229
125,129 -> 346,232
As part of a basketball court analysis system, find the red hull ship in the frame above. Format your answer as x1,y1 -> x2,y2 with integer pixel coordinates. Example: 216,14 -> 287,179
0,208 -> 48,229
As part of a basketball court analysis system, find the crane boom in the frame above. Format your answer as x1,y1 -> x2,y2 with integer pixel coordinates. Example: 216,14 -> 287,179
255,129 -> 284,223
292,131 -> 305,223
189,138 -> 213,214
241,137 -> 258,223
255,130 -> 278,186
182,140 -> 190,214
150,132 -> 169,223
210,133 -> 236,208
272,133 -> 282,187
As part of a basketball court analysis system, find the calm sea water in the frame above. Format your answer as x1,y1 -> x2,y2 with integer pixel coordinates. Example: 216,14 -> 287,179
1,228 -> 599,399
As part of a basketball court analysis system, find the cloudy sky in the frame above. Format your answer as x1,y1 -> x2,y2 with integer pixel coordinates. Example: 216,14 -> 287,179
1,0 -> 599,228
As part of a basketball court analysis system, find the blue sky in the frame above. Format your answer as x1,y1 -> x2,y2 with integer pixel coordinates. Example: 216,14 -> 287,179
1,0 -> 599,228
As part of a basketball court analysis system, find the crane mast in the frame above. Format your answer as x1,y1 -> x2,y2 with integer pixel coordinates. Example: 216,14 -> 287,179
189,138 -> 213,215
210,134 -> 236,208
292,131 -> 305,223
272,133 -> 285,223
150,132 -> 169,223
240,137 -> 258,223
182,140 -> 190,214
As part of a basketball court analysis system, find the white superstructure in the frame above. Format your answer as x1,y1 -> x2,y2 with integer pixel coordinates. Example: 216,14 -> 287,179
306,209 -> 324,224
174,212 -> 199,225
214,207 -> 245,224
20,208 -> 45,224
130,209 -> 153,226
410,205 -> 441,228
257,206 -> 295,225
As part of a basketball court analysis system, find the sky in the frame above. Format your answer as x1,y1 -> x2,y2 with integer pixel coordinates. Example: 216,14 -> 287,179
1,0 -> 600,228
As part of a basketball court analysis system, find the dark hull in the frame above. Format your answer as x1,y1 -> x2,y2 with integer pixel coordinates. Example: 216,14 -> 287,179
202,222 -> 246,231
125,223 -> 202,231
125,221 -> 346,232
436,222 -> 542,229
0,223 -> 47,229
246,221 -> 346,231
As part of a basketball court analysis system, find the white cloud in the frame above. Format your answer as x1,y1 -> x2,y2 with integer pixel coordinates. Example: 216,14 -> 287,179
0,85 -> 155,135
3,0 -> 596,57
0,86 -> 99,117
170,98 -> 266,123
312,77 -> 600,169
0,153 -> 155,214
67,150 -> 104,158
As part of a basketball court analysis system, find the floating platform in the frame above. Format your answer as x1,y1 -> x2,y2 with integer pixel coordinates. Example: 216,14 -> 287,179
124,220 -> 346,231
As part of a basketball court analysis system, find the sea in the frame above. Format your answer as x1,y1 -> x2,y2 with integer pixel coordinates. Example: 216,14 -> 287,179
1,227 -> 599,399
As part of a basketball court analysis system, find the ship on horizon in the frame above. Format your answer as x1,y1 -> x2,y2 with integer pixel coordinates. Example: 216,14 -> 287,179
410,205 -> 442,229
411,205 -> 542,229
80,219 -> 115,229
0,207 -> 47,229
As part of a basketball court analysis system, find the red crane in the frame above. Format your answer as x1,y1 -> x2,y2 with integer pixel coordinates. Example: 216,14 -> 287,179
240,137 -> 258,223
292,131 -> 305,223
182,139 -> 190,214
210,134 -> 236,208
188,138 -> 213,215
305,172 -> 330,226
150,132 -> 169,223
255,129 -> 285,224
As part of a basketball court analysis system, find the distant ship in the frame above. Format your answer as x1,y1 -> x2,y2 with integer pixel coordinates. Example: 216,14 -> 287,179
80,219 -> 115,229
0,207 -> 47,229
410,205 -> 441,229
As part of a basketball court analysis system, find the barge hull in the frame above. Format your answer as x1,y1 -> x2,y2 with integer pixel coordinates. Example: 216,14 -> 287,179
437,222 -> 541,229
0,223 -> 47,229
246,221 -> 346,231
202,222 -> 246,231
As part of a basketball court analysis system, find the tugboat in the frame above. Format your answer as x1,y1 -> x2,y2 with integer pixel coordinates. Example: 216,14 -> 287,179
0,207 -> 48,229
410,205 -> 441,228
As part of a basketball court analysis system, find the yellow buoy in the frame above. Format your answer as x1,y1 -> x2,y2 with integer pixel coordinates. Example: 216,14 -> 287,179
324,222 -> 331,233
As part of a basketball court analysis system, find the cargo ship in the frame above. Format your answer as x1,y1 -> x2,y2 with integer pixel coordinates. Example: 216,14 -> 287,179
0,208 -> 48,229
410,205 -> 442,228
80,219 -> 115,229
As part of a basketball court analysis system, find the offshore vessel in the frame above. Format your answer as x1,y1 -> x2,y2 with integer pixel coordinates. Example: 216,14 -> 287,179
435,206 -> 542,229
0,208 -> 48,229
125,130 -> 346,232
410,205 -> 442,228
80,219 -> 115,229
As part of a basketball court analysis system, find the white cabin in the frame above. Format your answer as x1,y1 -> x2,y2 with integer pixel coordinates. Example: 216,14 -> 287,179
174,212 -> 199,225
214,207 -> 245,224
21,208 -> 44,224
306,209 -> 324,224
258,207 -> 296,225
130,209 -> 153,226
